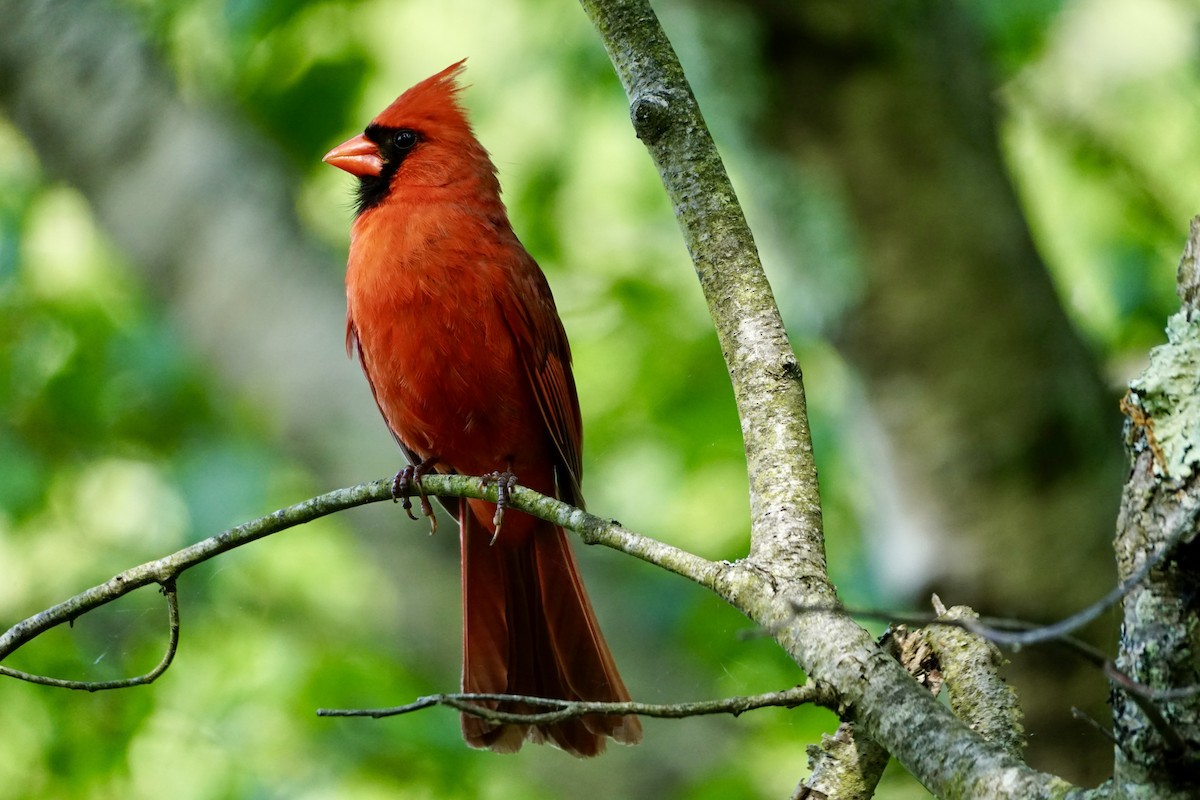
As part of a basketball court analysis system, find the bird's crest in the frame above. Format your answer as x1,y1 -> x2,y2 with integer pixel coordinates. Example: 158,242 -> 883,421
372,60 -> 471,134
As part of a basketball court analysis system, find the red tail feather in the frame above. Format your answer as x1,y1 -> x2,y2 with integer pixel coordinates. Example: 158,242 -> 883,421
460,501 -> 641,756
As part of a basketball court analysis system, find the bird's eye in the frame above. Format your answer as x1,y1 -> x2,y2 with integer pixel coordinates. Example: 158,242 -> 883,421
393,129 -> 419,151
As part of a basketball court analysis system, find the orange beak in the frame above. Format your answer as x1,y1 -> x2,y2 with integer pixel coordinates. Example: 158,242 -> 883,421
323,134 -> 384,177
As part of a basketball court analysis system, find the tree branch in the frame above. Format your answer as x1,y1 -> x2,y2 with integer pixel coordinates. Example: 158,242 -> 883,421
317,683 -> 834,724
576,0 -> 825,578
1110,217 -> 1200,793
577,2 -> 1090,797
794,724 -> 890,800
0,477 -> 717,675
794,625 -> 942,800
923,600 -> 1025,758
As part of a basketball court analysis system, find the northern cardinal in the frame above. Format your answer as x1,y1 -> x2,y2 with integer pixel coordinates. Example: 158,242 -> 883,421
323,61 -> 641,756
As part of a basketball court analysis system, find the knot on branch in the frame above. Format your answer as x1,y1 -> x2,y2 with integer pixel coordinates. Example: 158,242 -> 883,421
630,89 -> 671,144
1177,216 -> 1200,319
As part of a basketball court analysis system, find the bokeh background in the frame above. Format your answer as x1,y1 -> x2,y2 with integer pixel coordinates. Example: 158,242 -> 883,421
2,0 -> 1197,797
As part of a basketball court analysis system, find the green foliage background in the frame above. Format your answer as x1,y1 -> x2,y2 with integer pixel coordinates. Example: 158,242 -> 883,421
2,0 -> 1198,797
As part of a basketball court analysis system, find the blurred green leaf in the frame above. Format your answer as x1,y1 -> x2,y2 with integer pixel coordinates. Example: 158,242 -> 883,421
246,54 -> 374,167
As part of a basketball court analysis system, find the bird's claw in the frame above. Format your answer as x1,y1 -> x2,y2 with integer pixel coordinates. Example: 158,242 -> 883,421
480,470 -> 518,545
392,459 -> 438,534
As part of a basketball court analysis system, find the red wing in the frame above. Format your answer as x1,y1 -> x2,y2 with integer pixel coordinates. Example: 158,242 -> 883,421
531,352 -> 584,507
497,253 -> 584,509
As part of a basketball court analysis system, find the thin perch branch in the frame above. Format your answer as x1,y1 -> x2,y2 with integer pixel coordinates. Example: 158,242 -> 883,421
1,476 -> 717,678
0,480 -> 384,663
318,683 -> 834,724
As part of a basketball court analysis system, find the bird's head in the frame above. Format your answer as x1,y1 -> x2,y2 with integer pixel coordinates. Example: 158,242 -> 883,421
323,60 -> 498,215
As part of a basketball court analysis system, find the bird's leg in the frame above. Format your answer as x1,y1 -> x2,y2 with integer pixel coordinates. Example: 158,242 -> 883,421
480,470 -> 518,545
392,457 -> 439,534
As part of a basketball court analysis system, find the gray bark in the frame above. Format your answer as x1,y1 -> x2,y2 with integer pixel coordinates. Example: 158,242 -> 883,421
1110,218 -> 1200,797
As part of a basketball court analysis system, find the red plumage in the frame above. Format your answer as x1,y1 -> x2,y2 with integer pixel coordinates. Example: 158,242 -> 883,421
324,61 -> 640,756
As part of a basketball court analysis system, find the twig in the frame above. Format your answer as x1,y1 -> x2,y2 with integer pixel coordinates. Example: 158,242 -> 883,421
790,500 -> 1194,659
1105,664 -> 1190,755
789,605 -> 1112,668
0,480 -> 385,666
1071,707 -> 1118,746
964,503 -> 1197,650
317,683 -> 833,724
0,580 -> 179,691
1,477 -> 716,684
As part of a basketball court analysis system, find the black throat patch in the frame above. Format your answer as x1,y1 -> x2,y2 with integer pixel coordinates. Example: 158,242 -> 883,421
354,123 -> 422,216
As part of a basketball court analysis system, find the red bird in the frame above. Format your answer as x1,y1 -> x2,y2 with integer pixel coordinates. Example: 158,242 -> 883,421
323,62 -> 641,756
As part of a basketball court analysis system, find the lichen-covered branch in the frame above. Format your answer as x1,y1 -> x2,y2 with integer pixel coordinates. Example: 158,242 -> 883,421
1111,218 -> 1200,796
793,724 -> 890,800
924,601 -> 1025,758
576,0 -> 824,578
575,2 -> 1086,797
0,476 -> 716,672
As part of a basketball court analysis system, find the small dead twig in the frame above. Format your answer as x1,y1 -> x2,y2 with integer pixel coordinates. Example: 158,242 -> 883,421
317,683 -> 834,725
0,581 -> 179,691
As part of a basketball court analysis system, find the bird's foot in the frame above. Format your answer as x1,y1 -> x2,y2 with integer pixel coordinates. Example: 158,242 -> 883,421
393,457 -> 439,534
480,470 -> 518,545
